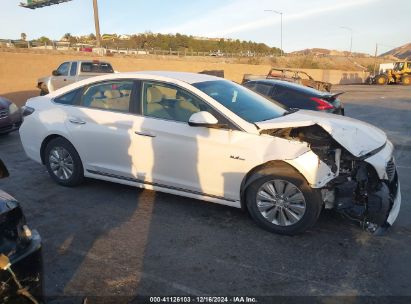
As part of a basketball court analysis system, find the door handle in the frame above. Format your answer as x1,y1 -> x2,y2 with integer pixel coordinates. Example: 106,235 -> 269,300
135,131 -> 156,138
69,118 -> 86,125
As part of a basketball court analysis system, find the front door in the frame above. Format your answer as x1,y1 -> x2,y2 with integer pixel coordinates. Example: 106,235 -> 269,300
130,80 -> 250,200
51,62 -> 71,90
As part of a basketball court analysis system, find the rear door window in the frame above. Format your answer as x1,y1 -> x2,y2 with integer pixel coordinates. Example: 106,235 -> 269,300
244,82 -> 273,97
272,87 -> 313,109
69,62 -> 78,76
253,83 -> 273,96
80,80 -> 134,112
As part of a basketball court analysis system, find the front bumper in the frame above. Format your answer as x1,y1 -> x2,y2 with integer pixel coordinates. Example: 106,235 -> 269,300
0,230 -> 43,303
387,181 -> 401,226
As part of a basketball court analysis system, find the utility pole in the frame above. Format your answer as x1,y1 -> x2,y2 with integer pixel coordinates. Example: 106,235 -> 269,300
340,26 -> 353,56
373,43 -> 379,76
265,10 -> 283,56
93,0 -> 101,48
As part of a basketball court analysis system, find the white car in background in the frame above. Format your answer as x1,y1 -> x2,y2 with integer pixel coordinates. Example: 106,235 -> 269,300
19,72 -> 401,235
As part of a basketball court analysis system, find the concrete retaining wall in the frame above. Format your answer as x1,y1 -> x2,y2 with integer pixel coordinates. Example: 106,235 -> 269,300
290,68 -> 369,85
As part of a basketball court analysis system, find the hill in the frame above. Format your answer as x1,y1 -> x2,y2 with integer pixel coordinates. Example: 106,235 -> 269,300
380,43 -> 411,60
290,48 -> 371,58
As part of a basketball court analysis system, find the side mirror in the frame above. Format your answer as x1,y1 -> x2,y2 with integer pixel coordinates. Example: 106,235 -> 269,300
188,112 -> 220,128
0,159 -> 9,179
52,70 -> 61,76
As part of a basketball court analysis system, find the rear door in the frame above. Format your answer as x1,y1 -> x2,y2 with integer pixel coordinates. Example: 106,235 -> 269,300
63,79 -> 137,178
65,61 -> 78,86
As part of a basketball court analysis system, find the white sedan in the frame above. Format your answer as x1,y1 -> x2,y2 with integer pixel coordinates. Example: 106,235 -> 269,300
19,72 -> 401,235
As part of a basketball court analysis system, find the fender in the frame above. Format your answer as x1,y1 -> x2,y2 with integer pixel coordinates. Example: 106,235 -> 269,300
240,160 -> 308,210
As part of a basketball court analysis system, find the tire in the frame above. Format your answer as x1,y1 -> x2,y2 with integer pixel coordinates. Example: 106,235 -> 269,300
44,137 -> 84,187
245,166 -> 322,235
39,83 -> 49,96
375,75 -> 388,85
402,75 -> 411,86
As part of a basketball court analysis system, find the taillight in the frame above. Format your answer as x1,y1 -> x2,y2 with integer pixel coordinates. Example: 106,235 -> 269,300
22,106 -> 35,117
310,97 -> 334,110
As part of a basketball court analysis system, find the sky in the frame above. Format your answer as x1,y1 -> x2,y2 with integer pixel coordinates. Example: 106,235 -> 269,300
0,0 -> 410,55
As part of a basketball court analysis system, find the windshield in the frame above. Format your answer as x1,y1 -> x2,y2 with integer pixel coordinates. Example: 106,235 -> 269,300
394,62 -> 404,71
193,80 -> 288,123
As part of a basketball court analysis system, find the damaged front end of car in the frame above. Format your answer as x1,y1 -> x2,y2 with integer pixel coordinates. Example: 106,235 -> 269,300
262,123 -> 401,234
0,159 -> 43,304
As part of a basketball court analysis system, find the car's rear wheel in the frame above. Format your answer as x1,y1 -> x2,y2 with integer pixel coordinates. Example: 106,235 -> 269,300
44,138 -> 84,187
246,167 -> 322,235
402,75 -> 411,86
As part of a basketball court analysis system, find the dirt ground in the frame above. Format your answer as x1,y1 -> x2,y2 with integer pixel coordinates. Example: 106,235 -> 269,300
0,51 -> 272,106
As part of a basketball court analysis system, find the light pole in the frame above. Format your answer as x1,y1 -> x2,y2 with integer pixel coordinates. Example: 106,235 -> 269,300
340,26 -> 353,56
93,0 -> 102,48
265,10 -> 283,56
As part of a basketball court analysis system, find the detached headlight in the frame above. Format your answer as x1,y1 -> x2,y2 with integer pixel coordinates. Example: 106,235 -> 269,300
8,103 -> 19,115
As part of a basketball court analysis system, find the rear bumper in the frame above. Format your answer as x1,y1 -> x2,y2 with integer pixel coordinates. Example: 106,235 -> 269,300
0,230 -> 43,303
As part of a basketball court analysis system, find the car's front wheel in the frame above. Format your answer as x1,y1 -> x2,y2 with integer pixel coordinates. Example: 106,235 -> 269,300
375,75 -> 388,85
246,167 -> 322,235
39,83 -> 49,96
44,137 -> 84,187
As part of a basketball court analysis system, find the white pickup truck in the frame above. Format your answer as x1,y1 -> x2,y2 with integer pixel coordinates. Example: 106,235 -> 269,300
37,60 -> 115,95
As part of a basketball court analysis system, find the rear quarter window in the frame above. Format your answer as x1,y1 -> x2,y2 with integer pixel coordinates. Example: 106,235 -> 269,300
81,62 -> 114,73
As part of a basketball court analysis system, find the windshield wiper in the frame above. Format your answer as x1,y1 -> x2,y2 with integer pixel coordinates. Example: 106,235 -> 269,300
283,108 -> 299,116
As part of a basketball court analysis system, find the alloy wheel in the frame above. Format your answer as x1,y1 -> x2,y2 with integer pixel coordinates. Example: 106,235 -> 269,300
49,147 -> 74,181
256,180 -> 306,226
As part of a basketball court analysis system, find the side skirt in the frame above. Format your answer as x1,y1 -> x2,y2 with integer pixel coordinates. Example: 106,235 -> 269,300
85,170 -> 242,209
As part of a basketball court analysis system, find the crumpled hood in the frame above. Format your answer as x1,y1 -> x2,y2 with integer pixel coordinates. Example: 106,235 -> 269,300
256,110 -> 387,157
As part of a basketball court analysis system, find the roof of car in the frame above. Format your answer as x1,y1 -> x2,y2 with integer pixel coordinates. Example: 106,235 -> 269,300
129,71 -> 221,84
246,79 -> 326,96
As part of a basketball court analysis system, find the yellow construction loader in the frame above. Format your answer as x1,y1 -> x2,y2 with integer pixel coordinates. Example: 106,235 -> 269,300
375,61 -> 411,85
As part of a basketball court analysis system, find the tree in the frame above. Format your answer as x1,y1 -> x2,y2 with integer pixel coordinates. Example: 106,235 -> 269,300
88,33 -> 96,41
62,33 -> 77,44
62,33 -> 72,41
21,33 -> 27,41
36,36 -> 51,44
